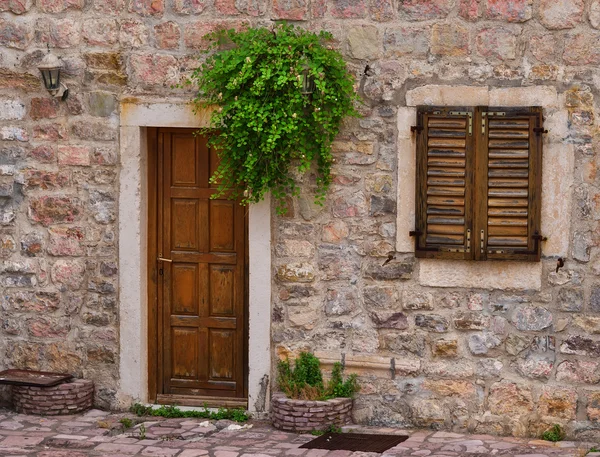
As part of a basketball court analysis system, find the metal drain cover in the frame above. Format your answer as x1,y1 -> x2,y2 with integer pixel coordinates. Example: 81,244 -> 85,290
300,432 -> 409,452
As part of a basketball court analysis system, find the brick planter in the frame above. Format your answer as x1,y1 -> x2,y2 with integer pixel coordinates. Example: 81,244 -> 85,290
271,393 -> 353,432
12,379 -> 94,415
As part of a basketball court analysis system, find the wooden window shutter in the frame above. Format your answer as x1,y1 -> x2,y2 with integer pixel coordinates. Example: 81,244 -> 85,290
476,106 -> 543,261
414,106 -> 474,259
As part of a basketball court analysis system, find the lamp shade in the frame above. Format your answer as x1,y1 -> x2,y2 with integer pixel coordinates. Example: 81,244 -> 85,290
38,52 -> 62,92
301,68 -> 315,95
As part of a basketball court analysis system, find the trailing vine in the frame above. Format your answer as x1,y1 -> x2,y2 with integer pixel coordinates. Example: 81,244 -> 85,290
188,24 -> 360,214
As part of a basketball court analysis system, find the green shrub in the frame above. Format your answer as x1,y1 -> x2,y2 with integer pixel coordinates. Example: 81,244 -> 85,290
187,23 -> 360,214
277,352 -> 359,400
541,424 -> 565,442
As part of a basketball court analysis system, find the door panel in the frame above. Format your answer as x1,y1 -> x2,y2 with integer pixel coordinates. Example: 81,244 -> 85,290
155,129 -> 247,400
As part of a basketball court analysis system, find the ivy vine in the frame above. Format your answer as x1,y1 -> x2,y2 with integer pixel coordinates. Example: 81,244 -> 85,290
189,24 -> 360,214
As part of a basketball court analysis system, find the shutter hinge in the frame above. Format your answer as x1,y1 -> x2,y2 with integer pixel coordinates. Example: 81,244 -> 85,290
411,112 -> 424,135
409,230 -> 422,237
533,127 -> 548,136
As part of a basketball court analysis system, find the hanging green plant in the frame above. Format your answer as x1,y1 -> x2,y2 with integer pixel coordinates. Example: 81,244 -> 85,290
188,23 -> 360,214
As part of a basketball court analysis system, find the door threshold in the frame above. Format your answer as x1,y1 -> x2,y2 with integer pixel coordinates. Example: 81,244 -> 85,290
156,394 -> 248,409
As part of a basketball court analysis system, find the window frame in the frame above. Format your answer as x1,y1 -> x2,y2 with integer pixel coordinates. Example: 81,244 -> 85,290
413,105 -> 544,262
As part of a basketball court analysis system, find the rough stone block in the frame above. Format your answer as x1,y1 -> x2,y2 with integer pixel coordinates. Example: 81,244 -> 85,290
129,0 -> 164,16
556,360 -> 600,384
0,0 -> 33,14
154,21 -> 181,49
485,0 -> 532,22
119,20 -> 149,48
347,25 -> 380,60
129,53 -> 179,87
173,0 -> 206,14
29,196 -> 81,226
563,32 -> 600,66
476,27 -> 517,60
82,18 -> 119,47
35,18 -> 80,48
0,18 -> 31,50
489,382 -> 533,416
29,98 -> 59,120
539,0 -> 583,29
430,23 -> 469,56
272,0 -> 307,20
399,0 -> 453,20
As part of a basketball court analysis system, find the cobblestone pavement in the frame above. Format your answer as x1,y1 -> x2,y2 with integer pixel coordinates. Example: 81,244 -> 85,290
0,408 -> 598,457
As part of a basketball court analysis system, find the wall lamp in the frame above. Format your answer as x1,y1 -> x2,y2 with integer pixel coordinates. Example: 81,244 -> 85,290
38,52 -> 69,100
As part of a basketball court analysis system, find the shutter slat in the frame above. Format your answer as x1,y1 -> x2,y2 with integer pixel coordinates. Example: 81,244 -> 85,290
488,189 -> 528,197
427,178 -> 466,187
488,159 -> 529,168
488,168 -> 529,177
488,207 -> 528,216
428,119 -> 466,128
487,236 -> 528,247
426,234 -> 464,245
427,224 -> 465,235
427,206 -> 465,216
488,119 -> 529,128
428,158 -> 465,167
428,138 -> 467,148
488,198 -> 528,207
488,178 -> 529,187
427,186 -> 465,196
489,149 -> 529,158
428,167 -> 465,177
428,129 -> 467,138
488,139 -> 530,149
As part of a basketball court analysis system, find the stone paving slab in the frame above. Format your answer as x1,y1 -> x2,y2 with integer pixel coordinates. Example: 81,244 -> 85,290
0,409 -> 597,456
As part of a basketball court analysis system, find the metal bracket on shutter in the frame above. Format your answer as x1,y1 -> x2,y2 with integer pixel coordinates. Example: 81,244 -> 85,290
449,111 -> 472,135
481,111 -> 506,135
466,229 -> 471,253
409,230 -> 422,237
480,230 -> 485,254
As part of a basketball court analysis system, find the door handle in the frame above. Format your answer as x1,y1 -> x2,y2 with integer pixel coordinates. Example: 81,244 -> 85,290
157,257 -> 172,263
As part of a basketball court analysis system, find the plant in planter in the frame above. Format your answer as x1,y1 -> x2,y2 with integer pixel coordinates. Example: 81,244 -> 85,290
272,352 -> 359,432
188,24 -> 360,214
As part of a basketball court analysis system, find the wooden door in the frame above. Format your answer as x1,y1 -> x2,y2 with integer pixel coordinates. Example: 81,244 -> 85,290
150,128 -> 247,405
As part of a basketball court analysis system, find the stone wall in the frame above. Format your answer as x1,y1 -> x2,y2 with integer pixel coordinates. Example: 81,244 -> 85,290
269,0 -> 600,441
0,0 -> 599,436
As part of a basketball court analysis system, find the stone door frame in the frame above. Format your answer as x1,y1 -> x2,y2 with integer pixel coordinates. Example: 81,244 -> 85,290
118,98 -> 272,415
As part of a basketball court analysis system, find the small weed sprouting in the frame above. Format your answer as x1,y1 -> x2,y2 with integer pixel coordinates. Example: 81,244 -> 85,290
541,424 -> 565,442
311,424 -> 342,436
129,403 -> 249,422
119,418 -> 133,429
587,447 -> 600,455
138,423 -> 146,440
